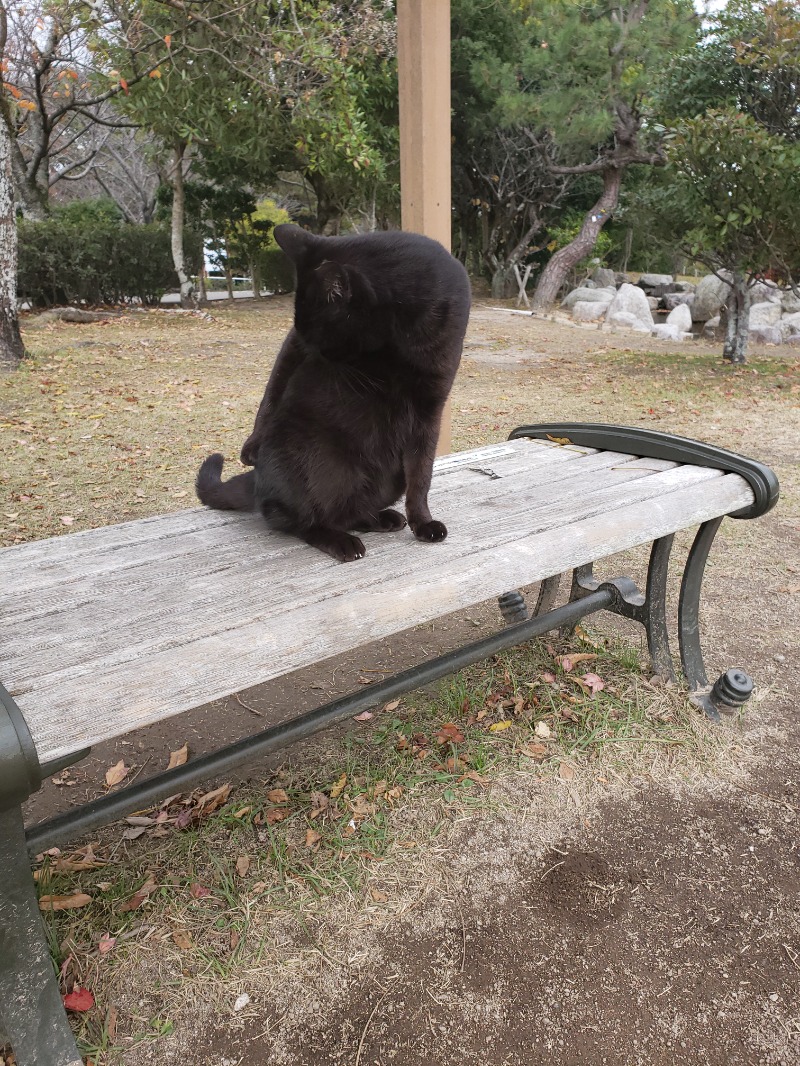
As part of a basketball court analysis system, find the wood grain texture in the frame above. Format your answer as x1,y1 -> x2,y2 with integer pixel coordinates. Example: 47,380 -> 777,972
0,439 -> 754,762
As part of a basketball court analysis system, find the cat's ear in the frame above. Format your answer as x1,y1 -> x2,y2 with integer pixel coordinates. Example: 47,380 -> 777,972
274,224 -> 318,263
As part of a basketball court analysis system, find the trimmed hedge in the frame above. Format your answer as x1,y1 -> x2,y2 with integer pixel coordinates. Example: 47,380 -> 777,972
17,199 -> 202,308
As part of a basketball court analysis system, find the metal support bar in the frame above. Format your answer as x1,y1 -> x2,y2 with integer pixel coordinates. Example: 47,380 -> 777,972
0,806 -> 82,1066
26,587 -> 615,855
678,517 -> 723,692
533,573 -> 563,617
0,682 -> 42,814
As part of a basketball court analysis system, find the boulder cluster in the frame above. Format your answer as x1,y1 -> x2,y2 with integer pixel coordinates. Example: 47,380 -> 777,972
560,267 -> 800,346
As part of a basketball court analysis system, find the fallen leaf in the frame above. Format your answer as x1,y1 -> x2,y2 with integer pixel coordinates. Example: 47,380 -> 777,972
125,815 -> 156,827
98,934 -> 116,955
233,806 -> 252,819
229,930 -> 241,951
264,807 -> 289,825
235,855 -> 251,878
458,769 -> 487,785
122,826 -> 148,840
196,783 -> 231,812
172,929 -> 192,950
59,515 -> 75,526
305,828 -> 322,848
104,760 -> 129,787
189,882 -> 211,899
436,722 -> 465,745
353,710 -> 373,722
118,873 -> 157,911
63,986 -> 94,1012
167,743 -> 189,770
383,698 -> 401,712
330,773 -> 347,799
370,887 -> 388,903
489,720 -> 512,732
266,788 -> 289,804
559,762 -> 576,781
233,993 -> 250,1013
557,653 -> 597,672
39,892 -> 92,912
522,742 -> 548,760
534,721 -> 552,738
541,671 -> 557,684
583,672 -> 606,695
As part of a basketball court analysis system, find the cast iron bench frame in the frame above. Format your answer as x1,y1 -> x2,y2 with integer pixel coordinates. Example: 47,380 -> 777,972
0,423 -> 779,1066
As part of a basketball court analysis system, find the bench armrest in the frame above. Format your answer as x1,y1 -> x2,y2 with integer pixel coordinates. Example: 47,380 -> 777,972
509,423 -> 779,520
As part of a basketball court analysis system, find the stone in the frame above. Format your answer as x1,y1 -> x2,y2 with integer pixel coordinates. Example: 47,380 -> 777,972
779,311 -> 800,341
606,283 -> 654,330
666,302 -> 693,332
614,272 -> 631,286
591,267 -> 617,288
647,296 -> 660,311
750,280 -> 781,304
582,279 -> 598,289
781,290 -> 800,314
703,315 -> 722,337
749,325 -> 783,345
562,287 -> 615,310
672,281 -> 696,293
664,292 -> 695,312
638,273 -> 674,289
749,301 -> 782,327
692,272 -> 732,322
607,311 -> 651,333
572,301 -> 608,322
651,324 -> 693,342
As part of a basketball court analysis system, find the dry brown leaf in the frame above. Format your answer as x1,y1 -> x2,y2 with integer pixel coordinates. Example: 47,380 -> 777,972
167,743 -> 188,770
353,710 -> 373,721
330,773 -> 347,799
383,699 -> 401,712
266,788 -> 289,804
172,929 -> 192,950
235,855 -> 251,878
38,892 -> 92,912
233,806 -> 252,820
522,742 -> 548,760
370,887 -> 388,903
264,807 -> 289,825
559,762 -> 576,781
196,783 -> 231,812
304,828 -> 322,848
104,760 -> 129,787
557,653 -> 597,672
436,722 -> 465,746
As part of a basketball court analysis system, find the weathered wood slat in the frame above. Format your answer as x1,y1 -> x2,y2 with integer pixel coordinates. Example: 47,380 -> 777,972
3,453 -> 686,680
1,434 -> 753,762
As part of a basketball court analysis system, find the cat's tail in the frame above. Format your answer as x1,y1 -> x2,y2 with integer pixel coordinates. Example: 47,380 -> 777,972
196,453 -> 255,511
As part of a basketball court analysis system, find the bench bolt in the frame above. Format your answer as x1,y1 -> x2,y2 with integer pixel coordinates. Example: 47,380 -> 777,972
709,669 -> 754,715
498,590 -> 529,625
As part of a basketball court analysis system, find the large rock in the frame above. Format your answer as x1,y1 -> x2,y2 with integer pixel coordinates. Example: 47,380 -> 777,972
562,287 -> 615,310
651,323 -> 693,342
749,301 -> 782,327
779,311 -> 800,341
606,283 -> 654,331
607,311 -> 652,333
672,281 -> 696,293
781,290 -> 800,314
573,301 -> 608,323
750,280 -> 782,304
638,273 -> 674,289
591,267 -> 617,288
749,325 -> 783,346
692,273 -> 732,322
664,291 -> 695,312
703,315 -> 722,338
666,302 -> 693,332
647,296 -> 660,312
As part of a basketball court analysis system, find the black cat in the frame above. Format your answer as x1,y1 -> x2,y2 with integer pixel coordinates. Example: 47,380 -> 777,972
195,224 -> 470,562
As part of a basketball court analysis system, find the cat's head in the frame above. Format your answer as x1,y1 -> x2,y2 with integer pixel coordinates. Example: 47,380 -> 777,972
275,225 -> 384,355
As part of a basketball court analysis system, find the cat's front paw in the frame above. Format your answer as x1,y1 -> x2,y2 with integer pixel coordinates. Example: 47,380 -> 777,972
323,531 -> 367,562
412,519 -> 447,543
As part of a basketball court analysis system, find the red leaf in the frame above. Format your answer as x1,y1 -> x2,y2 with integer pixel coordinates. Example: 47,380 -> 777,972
119,77 -> 129,94
189,882 -> 211,898
583,672 -> 606,695
63,986 -> 95,1012
436,723 -> 465,746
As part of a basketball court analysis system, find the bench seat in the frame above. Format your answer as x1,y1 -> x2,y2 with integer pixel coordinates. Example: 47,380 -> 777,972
1,436 -> 755,766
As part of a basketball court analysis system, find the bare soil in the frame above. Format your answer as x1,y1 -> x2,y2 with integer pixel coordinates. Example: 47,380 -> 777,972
3,298 -> 800,1065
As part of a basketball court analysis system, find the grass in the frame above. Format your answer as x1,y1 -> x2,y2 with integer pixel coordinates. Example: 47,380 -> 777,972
31,629 -> 728,1061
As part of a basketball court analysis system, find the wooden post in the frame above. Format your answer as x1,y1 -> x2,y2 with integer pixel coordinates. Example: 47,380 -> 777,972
397,0 -> 453,455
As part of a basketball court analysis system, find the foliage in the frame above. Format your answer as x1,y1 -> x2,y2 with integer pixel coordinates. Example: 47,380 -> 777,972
17,198 -> 202,306
546,208 -> 613,277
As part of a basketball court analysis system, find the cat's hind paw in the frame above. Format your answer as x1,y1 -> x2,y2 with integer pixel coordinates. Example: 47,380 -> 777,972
412,520 -> 447,543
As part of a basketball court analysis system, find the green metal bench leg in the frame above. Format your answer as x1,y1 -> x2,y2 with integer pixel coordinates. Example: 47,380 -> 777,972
0,805 -> 82,1066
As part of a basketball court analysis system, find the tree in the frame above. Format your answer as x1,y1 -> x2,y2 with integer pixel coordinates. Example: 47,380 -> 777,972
520,0 -> 696,310
653,0 -> 800,361
0,4 -> 25,366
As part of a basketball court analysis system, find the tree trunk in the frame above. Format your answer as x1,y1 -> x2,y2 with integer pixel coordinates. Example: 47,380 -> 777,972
169,141 -> 195,308
531,168 -> 622,311
722,272 -> 750,364
0,114 -> 26,367
491,263 -> 516,299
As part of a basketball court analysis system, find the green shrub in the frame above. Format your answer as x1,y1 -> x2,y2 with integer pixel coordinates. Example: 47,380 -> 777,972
256,245 -> 296,294
17,199 -> 202,307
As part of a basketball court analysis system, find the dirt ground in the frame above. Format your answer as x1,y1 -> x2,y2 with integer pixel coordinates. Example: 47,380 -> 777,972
3,297 -> 800,1065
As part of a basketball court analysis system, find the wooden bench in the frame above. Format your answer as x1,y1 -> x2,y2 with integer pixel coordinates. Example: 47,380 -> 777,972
0,423 -> 779,1066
